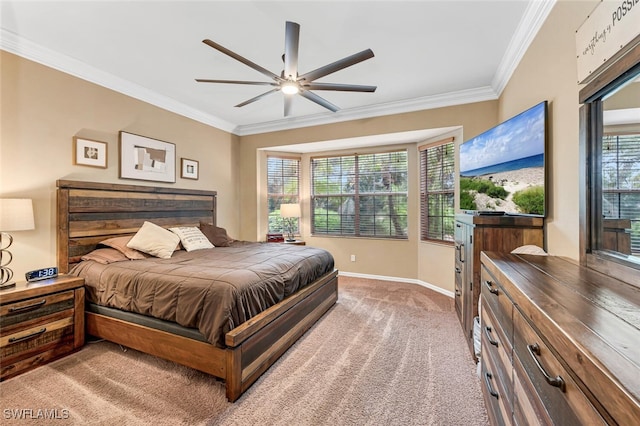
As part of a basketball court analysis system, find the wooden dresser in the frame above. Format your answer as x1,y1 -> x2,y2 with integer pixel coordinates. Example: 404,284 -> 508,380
454,214 -> 544,358
479,251 -> 640,425
1,275 -> 85,380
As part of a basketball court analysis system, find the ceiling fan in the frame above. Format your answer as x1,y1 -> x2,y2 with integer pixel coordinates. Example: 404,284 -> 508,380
196,21 -> 376,116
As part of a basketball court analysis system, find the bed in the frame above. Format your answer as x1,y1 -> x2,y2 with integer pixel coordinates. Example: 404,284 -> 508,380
56,179 -> 338,401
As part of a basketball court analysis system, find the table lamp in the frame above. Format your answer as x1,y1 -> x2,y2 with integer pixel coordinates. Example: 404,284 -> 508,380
0,199 -> 35,289
280,203 -> 301,242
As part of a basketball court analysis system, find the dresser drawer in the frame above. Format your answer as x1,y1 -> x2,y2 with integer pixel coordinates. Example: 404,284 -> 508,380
512,308 -> 606,426
481,301 -> 512,404
482,345 -> 513,426
1,341 -> 75,380
481,266 -> 513,345
1,290 -> 75,332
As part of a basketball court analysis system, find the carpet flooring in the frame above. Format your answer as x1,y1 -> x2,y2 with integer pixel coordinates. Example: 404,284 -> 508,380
0,276 -> 488,425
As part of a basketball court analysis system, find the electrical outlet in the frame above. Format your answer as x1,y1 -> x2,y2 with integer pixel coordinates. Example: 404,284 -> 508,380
350,254 -> 356,262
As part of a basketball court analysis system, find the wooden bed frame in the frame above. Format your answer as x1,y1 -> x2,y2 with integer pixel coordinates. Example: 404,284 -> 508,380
56,180 -> 338,402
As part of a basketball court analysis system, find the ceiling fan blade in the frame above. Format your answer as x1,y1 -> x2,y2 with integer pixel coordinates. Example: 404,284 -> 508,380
298,49 -> 374,82
303,82 -> 376,92
284,95 -> 293,116
300,91 -> 340,112
195,79 -> 276,86
202,39 -> 280,81
283,21 -> 300,80
234,89 -> 279,108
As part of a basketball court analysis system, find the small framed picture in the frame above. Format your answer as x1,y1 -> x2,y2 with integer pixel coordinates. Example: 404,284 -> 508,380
181,158 -> 199,180
73,137 -> 108,168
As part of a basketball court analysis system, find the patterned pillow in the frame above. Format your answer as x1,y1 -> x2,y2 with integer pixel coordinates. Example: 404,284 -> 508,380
169,226 -> 214,251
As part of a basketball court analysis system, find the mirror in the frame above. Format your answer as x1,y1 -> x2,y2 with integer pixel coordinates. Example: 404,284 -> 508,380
597,70 -> 640,266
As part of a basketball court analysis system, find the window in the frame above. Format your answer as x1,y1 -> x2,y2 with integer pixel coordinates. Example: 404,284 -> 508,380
601,133 -> 640,255
419,139 -> 455,243
311,150 -> 408,238
267,156 -> 300,234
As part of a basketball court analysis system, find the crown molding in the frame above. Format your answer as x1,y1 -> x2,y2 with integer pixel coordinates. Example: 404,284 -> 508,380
492,0 -> 556,95
233,86 -> 498,135
0,29 -> 237,133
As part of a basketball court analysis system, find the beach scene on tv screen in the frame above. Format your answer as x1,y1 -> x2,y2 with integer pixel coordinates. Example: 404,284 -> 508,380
459,102 -> 545,215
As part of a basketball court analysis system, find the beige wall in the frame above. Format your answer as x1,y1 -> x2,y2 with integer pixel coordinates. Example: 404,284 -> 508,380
499,0 -> 599,260
0,51 -> 239,280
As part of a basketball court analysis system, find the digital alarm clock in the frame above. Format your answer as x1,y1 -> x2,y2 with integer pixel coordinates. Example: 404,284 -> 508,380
25,267 -> 58,282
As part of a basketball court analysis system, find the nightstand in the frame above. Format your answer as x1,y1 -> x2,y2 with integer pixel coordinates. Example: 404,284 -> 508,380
284,240 -> 306,246
0,275 -> 85,381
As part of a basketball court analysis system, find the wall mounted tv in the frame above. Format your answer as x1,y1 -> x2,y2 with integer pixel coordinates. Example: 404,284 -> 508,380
459,100 -> 547,217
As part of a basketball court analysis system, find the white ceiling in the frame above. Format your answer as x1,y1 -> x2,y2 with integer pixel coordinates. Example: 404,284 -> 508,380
1,1 -> 555,137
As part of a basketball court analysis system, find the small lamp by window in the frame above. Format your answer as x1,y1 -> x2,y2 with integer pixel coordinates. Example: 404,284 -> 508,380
0,199 -> 35,289
280,203 -> 301,242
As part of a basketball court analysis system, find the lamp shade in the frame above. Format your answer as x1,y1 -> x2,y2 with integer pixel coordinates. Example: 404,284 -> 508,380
280,203 -> 301,218
0,199 -> 35,231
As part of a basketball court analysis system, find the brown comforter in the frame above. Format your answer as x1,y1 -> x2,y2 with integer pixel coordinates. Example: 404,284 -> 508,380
69,242 -> 334,347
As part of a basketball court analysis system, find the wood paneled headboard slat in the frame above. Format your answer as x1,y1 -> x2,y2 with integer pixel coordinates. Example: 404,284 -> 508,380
57,180 -> 217,273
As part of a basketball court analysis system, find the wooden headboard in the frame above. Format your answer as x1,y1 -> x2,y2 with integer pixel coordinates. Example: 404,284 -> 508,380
57,180 -> 217,273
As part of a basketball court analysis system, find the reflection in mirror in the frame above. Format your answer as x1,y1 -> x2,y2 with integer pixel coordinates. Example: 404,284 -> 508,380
601,71 -> 640,264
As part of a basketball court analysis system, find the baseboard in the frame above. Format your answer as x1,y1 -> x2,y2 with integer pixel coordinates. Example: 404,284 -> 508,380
337,271 -> 454,299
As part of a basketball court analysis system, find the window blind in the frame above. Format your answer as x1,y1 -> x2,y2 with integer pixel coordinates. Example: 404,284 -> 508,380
311,150 -> 408,238
419,139 -> 455,242
267,156 -> 300,233
601,134 -> 640,253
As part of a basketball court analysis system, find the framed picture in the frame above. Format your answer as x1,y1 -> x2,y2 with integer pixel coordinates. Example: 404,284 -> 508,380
73,137 -> 107,168
119,131 -> 176,183
181,158 -> 199,180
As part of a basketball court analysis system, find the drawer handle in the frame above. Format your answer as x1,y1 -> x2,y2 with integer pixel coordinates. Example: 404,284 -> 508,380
484,280 -> 499,295
8,299 -> 46,313
455,289 -> 461,297
455,267 -> 461,274
8,327 -> 47,344
455,244 -> 465,263
484,372 -> 499,399
527,343 -> 566,392
484,326 -> 499,347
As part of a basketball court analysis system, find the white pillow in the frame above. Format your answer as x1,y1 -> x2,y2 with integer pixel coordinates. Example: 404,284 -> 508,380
126,221 -> 181,259
511,245 -> 548,256
169,226 -> 214,251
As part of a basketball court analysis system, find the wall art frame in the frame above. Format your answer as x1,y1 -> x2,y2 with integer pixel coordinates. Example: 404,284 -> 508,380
119,131 -> 176,183
73,137 -> 108,168
181,158 -> 199,180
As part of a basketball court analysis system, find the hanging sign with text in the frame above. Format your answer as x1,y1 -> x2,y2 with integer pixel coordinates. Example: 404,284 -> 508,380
576,0 -> 640,83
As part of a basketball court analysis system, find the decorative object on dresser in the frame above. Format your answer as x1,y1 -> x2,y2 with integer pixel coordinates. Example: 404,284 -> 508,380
480,251 -> 640,425
454,213 -> 544,360
0,275 -> 85,380
0,199 -> 35,289
266,233 -> 284,243
73,137 -> 108,168
119,131 -> 176,183
280,203 -> 301,242
181,158 -> 199,180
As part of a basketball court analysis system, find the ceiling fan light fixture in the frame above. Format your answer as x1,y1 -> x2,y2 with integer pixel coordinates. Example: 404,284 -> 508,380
281,81 -> 299,95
